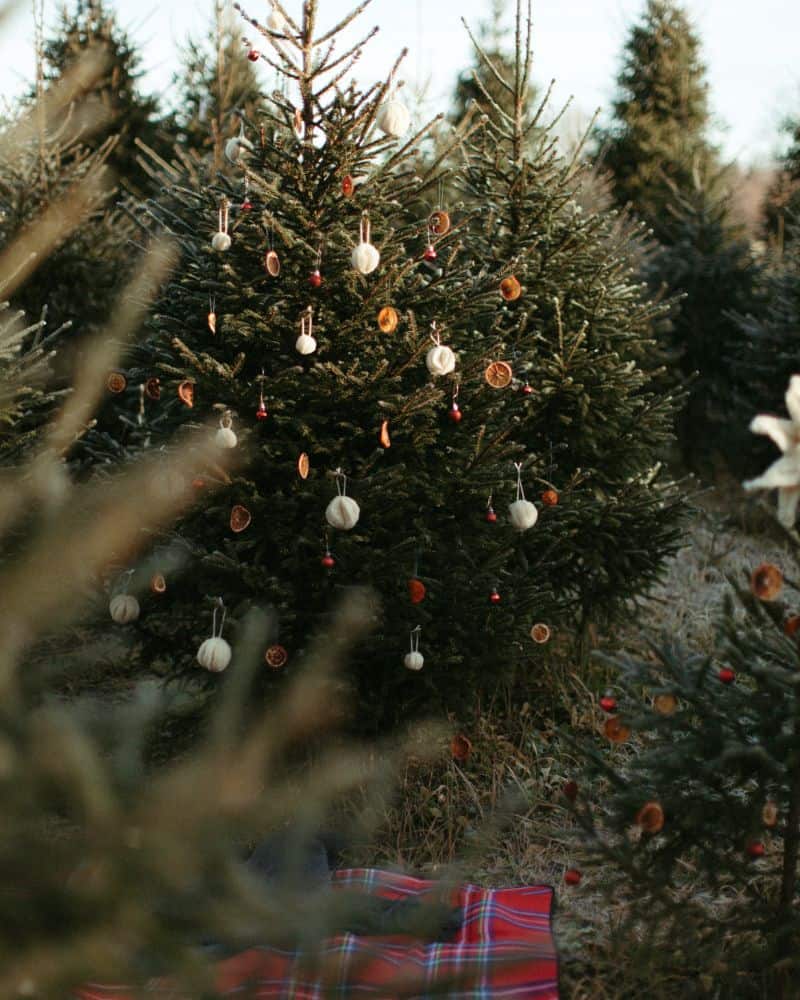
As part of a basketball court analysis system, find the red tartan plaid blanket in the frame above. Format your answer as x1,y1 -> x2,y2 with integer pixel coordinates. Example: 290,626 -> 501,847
77,868 -> 558,998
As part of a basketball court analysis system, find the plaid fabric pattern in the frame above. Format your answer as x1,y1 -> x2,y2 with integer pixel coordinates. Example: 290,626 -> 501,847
77,868 -> 558,999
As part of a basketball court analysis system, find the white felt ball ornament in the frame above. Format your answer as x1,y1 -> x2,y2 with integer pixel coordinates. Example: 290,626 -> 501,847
326,470 -> 360,530
211,231 -> 231,252
215,413 -> 237,449
110,594 -> 140,624
224,133 -> 254,164
509,498 -> 538,531
508,461 -> 539,532
377,97 -> 411,139
197,637 -> 232,673
326,495 -> 360,530
404,626 -> 423,671
426,344 -> 456,377
296,333 -> 317,355
351,214 -> 380,275
404,651 -> 424,671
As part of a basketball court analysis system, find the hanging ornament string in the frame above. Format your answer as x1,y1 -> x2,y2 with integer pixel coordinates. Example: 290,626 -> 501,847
430,321 -> 441,347
409,625 -> 421,655
335,468 -> 347,497
219,198 -> 229,236
360,213 -> 371,247
212,597 -> 227,639
514,461 -> 526,502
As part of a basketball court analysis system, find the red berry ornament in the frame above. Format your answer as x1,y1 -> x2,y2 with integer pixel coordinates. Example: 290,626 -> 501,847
486,506 -> 497,523
521,383 -> 533,396
448,402 -> 462,423
309,269 -> 323,288
247,48 -> 260,61
423,244 -> 437,262
408,578 -> 426,604
563,780 -> 579,802
241,199 -> 253,212
489,587 -> 501,605
321,551 -> 335,569
599,695 -> 617,713
256,401 -> 268,421
564,869 -> 582,886
746,840 -> 765,859
718,667 -> 736,685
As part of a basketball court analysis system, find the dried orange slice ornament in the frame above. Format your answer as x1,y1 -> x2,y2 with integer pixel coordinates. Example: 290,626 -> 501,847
653,693 -> 677,716
450,733 -> 472,762
378,306 -> 399,333
230,505 -> 252,533
178,381 -> 195,407
107,372 -> 127,393
530,623 -> 551,644
500,276 -> 522,301
604,716 -> 631,744
150,573 -> 167,594
429,210 -> 451,236
484,361 -> 513,389
751,563 -> 782,601
635,801 -> 665,834
379,420 -> 391,448
145,377 -> 161,400
265,644 -> 289,669
265,250 -> 281,277
297,452 -> 310,479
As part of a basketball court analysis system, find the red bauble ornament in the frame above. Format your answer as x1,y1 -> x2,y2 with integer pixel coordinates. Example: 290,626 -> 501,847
486,506 -> 497,523
256,401 -> 268,421
448,402 -> 462,423
564,869 -> 582,886
321,551 -> 335,569
309,269 -> 323,288
746,840 -> 765,858
247,48 -> 260,61
408,578 -> 426,604
241,199 -> 253,211
563,780 -> 579,802
599,695 -> 617,713
718,667 -> 736,685
521,383 -> 533,396
489,587 -> 501,605
423,244 -> 437,262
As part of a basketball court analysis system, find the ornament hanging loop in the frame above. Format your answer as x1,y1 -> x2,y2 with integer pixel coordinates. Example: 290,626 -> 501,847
218,197 -> 229,234
220,410 -> 233,430
360,212 -> 371,245
514,461 -> 526,502
212,597 -> 227,639
334,467 -> 348,497
410,625 -> 421,653
430,321 -> 441,347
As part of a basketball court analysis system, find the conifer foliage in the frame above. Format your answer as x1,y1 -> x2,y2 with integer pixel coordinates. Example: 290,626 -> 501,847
115,0 -> 683,727
41,0 -> 165,196
599,0 -> 715,240
568,381 -> 800,996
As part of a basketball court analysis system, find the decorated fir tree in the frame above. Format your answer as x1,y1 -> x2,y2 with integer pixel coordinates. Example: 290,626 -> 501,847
567,376 -> 800,997
108,0 -> 683,728
764,115 -> 800,250
40,0 -> 166,196
598,0 -> 717,241
172,0 -> 264,169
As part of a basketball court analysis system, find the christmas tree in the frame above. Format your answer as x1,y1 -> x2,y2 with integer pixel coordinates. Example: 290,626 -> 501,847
40,0 -> 166,197
567,378 -> 800,997
764,115 -> 800,250
172,0 -> 263,168
450,0 -> 537,129
598,0 -> 757,471
598,0 -> 716,241
644,168 -> 759,470
111,0 -> 683,729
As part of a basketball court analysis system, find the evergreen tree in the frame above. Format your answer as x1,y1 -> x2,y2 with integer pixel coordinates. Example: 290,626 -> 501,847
567,377 -> 800,998
450,0 -> 537,128
598,0 -> 716,243
172,0 -> 263,169
646,168 -> 759,469
41,0 -> 166,196
108,0 -> 683,729
764,115 -> 800,250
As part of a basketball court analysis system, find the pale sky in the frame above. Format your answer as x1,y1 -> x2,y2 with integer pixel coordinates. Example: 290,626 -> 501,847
1,0 -> 797,165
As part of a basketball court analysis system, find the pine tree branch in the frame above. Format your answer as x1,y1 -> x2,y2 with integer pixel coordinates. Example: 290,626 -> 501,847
460,17 -> 514,96
315,0 -> 373,46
